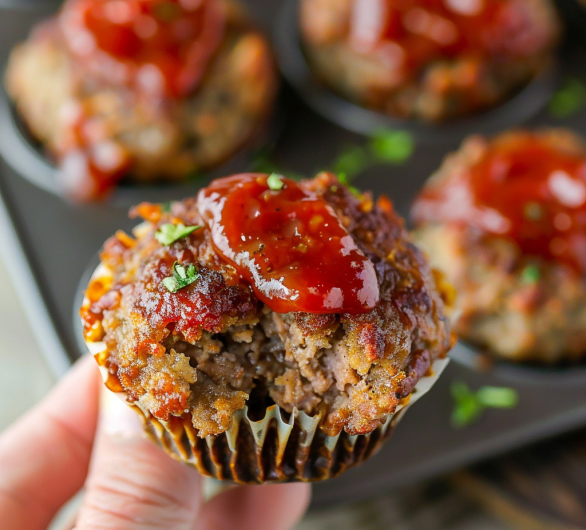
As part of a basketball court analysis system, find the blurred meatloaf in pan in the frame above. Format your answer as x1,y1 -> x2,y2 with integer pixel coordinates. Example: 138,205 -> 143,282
5,0 -> 278,201
299,0 -> 560,122
412,129 -> 586,364
80,172 -> 453,483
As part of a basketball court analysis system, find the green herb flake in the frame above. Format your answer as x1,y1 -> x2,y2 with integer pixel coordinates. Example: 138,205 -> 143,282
549,77 -> 586,118
520,264 -> 540,285
523,202 -> 543,221
160,201 -> 174,213
370,129 -> 415,164
155,223 -> 202,246
333,146 -> 370,180
451,381 -> 518,428
153,1 -> 182,22
476,386 -> 519,409
348,185 -> 362,198
163,262 -> 199,293
267,173 -> 285,191
337,172 -> 349,185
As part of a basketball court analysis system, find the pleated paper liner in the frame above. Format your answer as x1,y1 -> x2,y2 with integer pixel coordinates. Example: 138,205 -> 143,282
449,340 -> 586,386
83,262 -> 449,484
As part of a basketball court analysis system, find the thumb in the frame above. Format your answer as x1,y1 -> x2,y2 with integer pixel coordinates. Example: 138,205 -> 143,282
75,390 -> 203,530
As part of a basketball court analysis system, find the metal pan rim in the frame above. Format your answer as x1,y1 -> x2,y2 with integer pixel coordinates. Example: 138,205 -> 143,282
449,340 -> 586,385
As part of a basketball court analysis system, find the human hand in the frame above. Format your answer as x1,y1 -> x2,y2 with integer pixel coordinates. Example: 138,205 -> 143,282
0,355 -> 311,530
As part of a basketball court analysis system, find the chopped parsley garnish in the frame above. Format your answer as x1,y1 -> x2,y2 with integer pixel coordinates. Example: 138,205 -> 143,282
523,202 -> 543,221
249,129 -> 413,197
370,129 -> 415,164
267,173 -> 285,191
153,1 -> 182,22
160,201 -> 174,213
155,223 -> 202,246
451,381 -> 518,428
333,146 -> 370,179
163,262 -> 199,293
520,264 -> 540,285
332,173 -> 362,198
549,77 -> 586,118
476,386 -> 519,409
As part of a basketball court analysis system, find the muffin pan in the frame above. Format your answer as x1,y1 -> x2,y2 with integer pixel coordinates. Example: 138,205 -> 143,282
556,0 -> 586,33
2,0 -> 586,509
0,0 -> 59,10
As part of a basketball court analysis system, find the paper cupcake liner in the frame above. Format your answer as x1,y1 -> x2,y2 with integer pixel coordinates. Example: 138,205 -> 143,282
83,261 -> 449,484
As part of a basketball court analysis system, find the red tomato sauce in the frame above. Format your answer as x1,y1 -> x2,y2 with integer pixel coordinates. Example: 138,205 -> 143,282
60,0 -> 225,98
49,0 -> 225,200
348,0 -> 548,73
413,134 -> 586,274
197,173 -> 380,314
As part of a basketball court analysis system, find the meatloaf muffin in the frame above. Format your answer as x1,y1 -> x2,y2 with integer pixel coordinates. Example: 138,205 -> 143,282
81,172 -> 453,482
412,129 -> 586,364
299,0 -> 560,122
6,0 -> 277,201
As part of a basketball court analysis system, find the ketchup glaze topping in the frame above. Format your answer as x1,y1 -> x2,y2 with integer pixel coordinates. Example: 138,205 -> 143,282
60,0 -> 225,98
348,0 -> 551,75
197,174 -> 380,314
47,0 -> 225,200
412,133 -> 586,275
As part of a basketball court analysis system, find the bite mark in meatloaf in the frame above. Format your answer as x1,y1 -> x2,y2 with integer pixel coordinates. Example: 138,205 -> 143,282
82,173 -> 453,437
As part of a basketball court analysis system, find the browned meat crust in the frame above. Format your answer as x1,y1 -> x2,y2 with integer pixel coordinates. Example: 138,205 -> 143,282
82,173 -> 453,438
5,0 -> 277,183
299,0 -> 560,122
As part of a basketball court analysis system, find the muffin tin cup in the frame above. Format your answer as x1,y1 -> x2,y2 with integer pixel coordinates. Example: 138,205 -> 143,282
0,81 -> 283,208
0,0 -> 59,10
555,0 -> 586,33
274,0 -> 560,144
81,261 -> 449,484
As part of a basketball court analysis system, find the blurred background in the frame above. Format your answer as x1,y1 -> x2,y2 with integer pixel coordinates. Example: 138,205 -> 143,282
2,0 -> 586,528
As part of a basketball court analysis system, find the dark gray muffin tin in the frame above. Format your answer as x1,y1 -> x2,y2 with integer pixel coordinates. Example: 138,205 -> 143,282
1,0 -> 586,509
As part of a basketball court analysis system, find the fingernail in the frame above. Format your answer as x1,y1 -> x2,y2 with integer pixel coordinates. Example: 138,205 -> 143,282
100,389 -> 145,438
